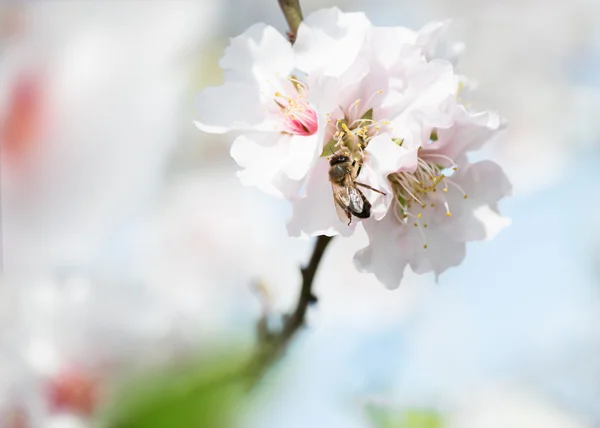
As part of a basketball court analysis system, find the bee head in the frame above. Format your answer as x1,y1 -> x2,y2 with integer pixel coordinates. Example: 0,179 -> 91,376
329,154 -> 349,166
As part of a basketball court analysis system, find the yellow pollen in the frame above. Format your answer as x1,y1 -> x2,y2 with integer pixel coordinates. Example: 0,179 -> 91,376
413,223 -> 418,227
453,167 -> 458,171
354,99 -> 361,106
443,188 -> 448,193
423,244 -> 428,249
423,224 -> 428,228
377,89 -> 383,94
342,123 -> 351,133
417,213 -> 422,219
430,203 -> 435,207
421,203 -> 426,209
446,212 -> 452,217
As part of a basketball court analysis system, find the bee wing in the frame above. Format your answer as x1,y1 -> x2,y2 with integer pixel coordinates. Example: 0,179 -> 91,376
332,182 -> 351,223
347,186 -> 364,214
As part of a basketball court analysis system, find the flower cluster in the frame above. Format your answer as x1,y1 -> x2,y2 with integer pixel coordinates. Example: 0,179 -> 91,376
195,8 -> 511,288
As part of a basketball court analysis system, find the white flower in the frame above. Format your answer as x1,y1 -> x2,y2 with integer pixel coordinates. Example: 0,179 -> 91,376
354,104 -> 512,288
195,23 -> 322,199
196,8 -> 458,220
286,8 -> 460,237
196,8 -> 511,286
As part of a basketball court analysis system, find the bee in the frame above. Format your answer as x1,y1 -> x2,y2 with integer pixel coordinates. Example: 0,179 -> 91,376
329,153 -> 385,225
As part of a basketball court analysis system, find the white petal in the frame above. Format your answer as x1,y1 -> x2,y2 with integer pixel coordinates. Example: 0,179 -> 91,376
230,133 -> 302,199
354,212 -> 412,289
368,26 -> 420,71
423,105 -> 503,160
220,23 -> 294,80
359,135 -> 419,220
439,160 -> 511,242
366,134 -> 418,175
416,20 -> 464,64
460,160 -> 513,204
287,159 -> 357,238
294,7 -> 371,77
410,231 -> 466,279
386,60 -> 457,142
284,132 -> 321,180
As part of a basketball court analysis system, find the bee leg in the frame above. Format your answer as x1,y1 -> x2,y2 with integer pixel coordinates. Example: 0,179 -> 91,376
347,211 -> 352,226
355,181 -> 386,195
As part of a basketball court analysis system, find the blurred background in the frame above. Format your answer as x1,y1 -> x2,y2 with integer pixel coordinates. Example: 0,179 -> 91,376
1,0 -> 600,427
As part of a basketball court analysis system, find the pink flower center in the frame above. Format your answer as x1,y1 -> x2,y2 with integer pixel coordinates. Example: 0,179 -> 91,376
274,91 -> 318,136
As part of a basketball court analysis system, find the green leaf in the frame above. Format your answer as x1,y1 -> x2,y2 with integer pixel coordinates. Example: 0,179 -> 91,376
101,351 -> 248,428
392,138 -> 404,146
365,403 -> 444,428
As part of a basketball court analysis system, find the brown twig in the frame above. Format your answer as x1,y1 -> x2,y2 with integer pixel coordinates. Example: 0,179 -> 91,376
246,235 -> 333,387
278,0 -> 304,43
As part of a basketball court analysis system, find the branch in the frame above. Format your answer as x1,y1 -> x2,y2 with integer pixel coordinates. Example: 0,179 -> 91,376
278,0 -> 303,43
246,235 -> 333,387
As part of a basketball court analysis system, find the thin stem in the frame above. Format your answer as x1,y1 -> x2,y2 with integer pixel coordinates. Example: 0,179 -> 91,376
282,235 -> 332,340
246,235 -> 333,387
278,0 -> 303,43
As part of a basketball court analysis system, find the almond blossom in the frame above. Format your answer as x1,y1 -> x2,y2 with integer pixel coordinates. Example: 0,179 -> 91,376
354,104 -> 512,288
195,7 -> 511,286
195,23 -> 323,199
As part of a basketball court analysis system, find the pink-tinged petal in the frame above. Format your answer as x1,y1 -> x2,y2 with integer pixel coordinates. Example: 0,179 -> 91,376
194,80 -> 265,133
368,26 -> 420,71
230,133 -> 303,199
354,212 -> 412,289
287,158 -> 357,238
294,7 -> 371,77
416,20 -> 464,64
459,160 -> 513,205
438,160 -> 511,242
422,105 -> 503,160
410,231 -> 466,280
385,60 -> 457,143
220,23 -> 294,80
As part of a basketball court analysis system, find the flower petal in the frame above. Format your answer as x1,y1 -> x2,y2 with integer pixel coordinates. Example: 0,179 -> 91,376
294,7 -> 371,77
230,133 -> 302,199
423,105 -> 503,160
220,23 -> 294,80
359,134 -> 419,219
438,160 -> 512,242
354,212 -> 412,289
287,158 -> 357,238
